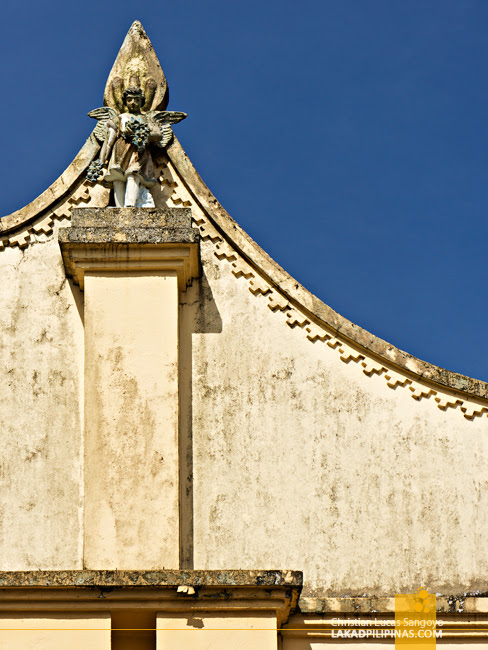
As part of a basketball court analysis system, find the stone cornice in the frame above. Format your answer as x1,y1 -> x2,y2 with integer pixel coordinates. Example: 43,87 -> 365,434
0,570 -> 302,626
0,569 -> 302,589
298,594 -> 488,615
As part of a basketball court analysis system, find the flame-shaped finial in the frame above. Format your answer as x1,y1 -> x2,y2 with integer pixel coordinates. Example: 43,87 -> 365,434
104,21 -> 169,112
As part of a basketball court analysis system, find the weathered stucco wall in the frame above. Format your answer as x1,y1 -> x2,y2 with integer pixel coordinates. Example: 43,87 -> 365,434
168,154 -> 488,599
184,240 -> 488,598
0,232 -> 84,569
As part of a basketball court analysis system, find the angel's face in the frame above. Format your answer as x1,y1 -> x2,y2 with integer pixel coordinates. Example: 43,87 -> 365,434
125,95 -> 143,114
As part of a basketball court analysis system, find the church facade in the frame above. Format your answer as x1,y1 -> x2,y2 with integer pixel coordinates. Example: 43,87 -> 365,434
0,21 -> 487,649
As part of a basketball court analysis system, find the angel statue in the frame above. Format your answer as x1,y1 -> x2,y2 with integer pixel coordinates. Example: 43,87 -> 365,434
86,84 -> 187,207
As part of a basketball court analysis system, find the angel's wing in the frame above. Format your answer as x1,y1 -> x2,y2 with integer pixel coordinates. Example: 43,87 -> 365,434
87,107 -> 119,142
149,111 -> 188,126
148,111 -> 188,148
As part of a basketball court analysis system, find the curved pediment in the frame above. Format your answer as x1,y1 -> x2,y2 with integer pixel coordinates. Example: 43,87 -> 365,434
0,136 -> 102,244
1,20 -> 487,419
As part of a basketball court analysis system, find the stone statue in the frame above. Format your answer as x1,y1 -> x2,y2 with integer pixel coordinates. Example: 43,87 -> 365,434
86,83 -> 186,207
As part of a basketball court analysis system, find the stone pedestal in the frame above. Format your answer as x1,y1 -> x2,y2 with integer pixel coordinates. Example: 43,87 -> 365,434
59,208 -> 199,569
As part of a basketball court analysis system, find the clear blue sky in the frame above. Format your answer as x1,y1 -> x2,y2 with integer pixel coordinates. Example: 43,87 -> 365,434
2,0 -> 488,380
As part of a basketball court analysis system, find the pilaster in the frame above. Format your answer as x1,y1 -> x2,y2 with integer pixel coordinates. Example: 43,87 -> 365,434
59,208 -> 199,569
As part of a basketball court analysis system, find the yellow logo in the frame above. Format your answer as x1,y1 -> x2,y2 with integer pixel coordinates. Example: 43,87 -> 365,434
395,589 -> 439,648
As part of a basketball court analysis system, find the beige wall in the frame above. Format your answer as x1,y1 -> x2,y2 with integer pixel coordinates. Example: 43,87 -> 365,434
84,271 -> 179,569
0,613 -> 110,649
0,237 -> 84,570
187,246 -> 488,596
157,612 -> 277,650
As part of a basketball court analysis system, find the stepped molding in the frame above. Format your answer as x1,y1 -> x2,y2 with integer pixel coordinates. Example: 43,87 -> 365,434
1,131 -> 487,416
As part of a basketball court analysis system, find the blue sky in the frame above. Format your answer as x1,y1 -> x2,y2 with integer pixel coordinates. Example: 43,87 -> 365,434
2,1 -> 488,380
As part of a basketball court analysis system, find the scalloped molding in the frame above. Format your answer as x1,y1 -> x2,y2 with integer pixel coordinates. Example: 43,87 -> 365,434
161,157 -> 488,421
0,182 -> 110,250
